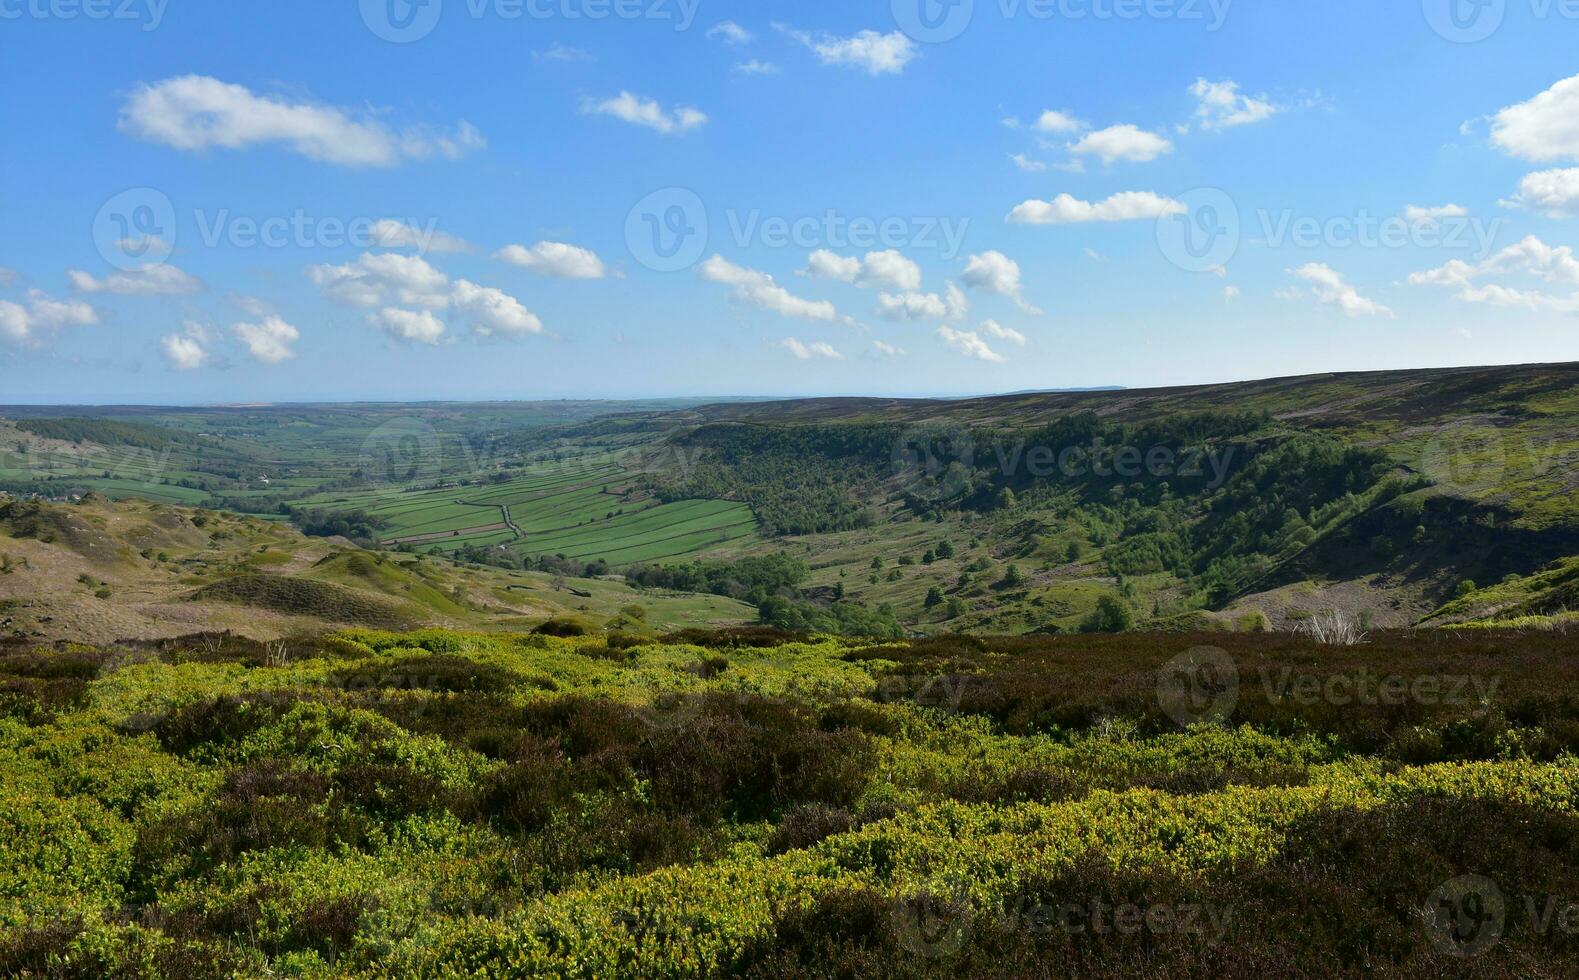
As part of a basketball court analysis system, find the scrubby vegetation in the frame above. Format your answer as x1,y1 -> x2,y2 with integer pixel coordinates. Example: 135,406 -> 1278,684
2,626 -> 1578,976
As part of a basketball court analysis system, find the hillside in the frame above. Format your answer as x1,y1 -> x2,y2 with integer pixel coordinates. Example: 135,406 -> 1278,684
5,625 -> 1579,974
0,495 -> 753,645
3,362 -> 1576,637
625,362 -> 1579,633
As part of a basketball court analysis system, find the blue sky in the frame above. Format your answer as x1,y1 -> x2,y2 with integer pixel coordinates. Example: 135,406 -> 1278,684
3,0 -> 1579,403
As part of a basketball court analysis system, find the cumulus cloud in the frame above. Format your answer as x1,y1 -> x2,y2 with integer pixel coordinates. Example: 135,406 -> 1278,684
1410,235 -> 1579,312
1034,109 -> 1085,134
0,290 -> 97,346
368,307 -> 447,345
310,252 -> 545,340
453,280 -> 544,337
1290,263 -> 1395,319
780,337 -> 843,360
871,340 -> 906,356
370,220 -> 473,254
1490,74 -> 1579,163
310,252 -> 451,309
68,264 -> 202,296
707,20 -> 753,44
1503,169 -> 1579,217
802,249 -> 921,291
495,241 -> 608,279
161,323 -> 211,370
1404,204 -> 1469,226
699,255 -> 839,322
582,92 -> 707,135
1010,153 -> 1047,173
234,316 -> 300,363
1009,192 -> 1184,225
962,251 -> 1040,314
876,282 -> 968,322
1189,79 -> 1277,131
980,319 -> 1028,345
937,325 -> 1005,363
1069,124 -> 1173,164
119,75 -> 484,168
781,26 -> 917,75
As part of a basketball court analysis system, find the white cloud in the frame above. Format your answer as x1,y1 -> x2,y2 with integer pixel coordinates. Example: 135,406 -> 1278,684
1410,235 -> 1579,312
699,255 -> 839,321
368,307 -> 447,345
1010,153 -> 1047,173
782,27 -> 917,75
1034,109 -> 1085,134
735,60 -> 779,75
582,92 -> 707,135
119,75 -> 483,168
161,323 -> 210,370
1189,79 -> 1277,130
532,43 -> 594,63
310,252 -> 451,309
802,249 -> 921,291
1404,204 -> 1468,226
962,250 -> 1041,313
1290,263 -> 1395,319
708,20 -> 753,44
937,325 -> 1005,363
980,319 -> 1027,345
234,315 -> 299,363
370,219 -> 473,254
310,252 -> 545,340
0,290 -> 97,346
1503,169 -> 1579,217
1069,124 -> 1173,164
232,294 -> 273,317
1491,74 -> 1579,163
1009,192 -> 1184,225
876,283 -> 967,322
452,280 -> 544,337
780,337 -> 843,360
1224,285 -> 1241,302
872,340 -> 906,356
496,241 -> 608,279
68,264 -> 202,296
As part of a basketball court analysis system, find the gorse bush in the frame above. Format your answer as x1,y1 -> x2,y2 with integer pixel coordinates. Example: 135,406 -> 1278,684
2,626 -> 1579,976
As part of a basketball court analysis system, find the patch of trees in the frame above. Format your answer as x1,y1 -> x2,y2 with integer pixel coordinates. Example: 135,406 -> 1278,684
15,418 -> 200,451
287,508 -> 389,543
626,554 -> 809,604
647,424 -> 890,536
756,595 -> 902,638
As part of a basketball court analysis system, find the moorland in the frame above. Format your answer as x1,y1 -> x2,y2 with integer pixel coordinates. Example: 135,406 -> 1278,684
2,363 -> 1579,977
